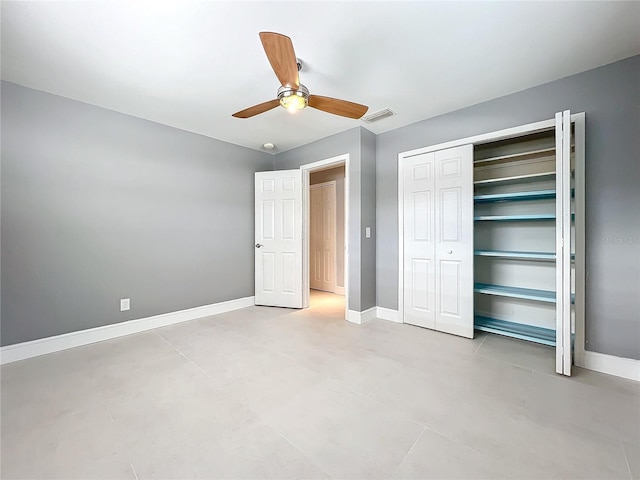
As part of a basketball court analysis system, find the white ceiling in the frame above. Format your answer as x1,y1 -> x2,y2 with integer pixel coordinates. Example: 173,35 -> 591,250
2,1 -> 639,153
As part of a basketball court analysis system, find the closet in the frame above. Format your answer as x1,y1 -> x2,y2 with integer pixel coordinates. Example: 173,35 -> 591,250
399,111 -> 584,375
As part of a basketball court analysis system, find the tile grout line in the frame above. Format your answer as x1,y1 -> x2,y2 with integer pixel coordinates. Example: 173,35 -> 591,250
473,334 -> 488,355
473,335 -> 559,377
331,379 -> 500,460
388,426 -> 427,479
421,423 -> 491,458
267,422 -> 335,480
154,332 -> 221,387
620,439 -> 634,480
474,351 -> 537,375
105,405 -> 115,422
345,369 -> 492,463
327,378 -> 427,429
154,329 -> 273,428
130,462 -> 139,480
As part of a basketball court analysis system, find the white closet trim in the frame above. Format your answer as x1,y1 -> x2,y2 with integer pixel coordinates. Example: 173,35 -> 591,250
399,119 -> 556,160
572,113 -> 586,368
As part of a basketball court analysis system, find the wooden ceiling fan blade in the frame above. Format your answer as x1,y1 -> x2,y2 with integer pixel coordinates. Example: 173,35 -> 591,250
259,32 -> 299,88
232,99 -> 280,118
308,95 -> 368,119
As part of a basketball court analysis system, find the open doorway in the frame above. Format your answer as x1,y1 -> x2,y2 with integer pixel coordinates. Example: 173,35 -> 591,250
301,155 -> 349,320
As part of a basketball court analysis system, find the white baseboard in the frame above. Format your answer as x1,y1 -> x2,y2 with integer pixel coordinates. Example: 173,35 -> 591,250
347,306 -> 377,325
334,286 -> 345,295
0,296 -> 255,365
376,307 -> 400,323
579,351 -> 640,382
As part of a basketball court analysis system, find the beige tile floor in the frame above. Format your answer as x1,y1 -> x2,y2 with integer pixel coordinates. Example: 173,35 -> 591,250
1,290 -> 639,479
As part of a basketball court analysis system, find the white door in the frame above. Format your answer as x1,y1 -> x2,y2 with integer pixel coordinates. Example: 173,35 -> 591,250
255,170 -> 303,308
403,152 -> 436,329
555,110 -> 572,375
310,181 -> 337,293
403,145 -> 474,338
434,146 -> 474,337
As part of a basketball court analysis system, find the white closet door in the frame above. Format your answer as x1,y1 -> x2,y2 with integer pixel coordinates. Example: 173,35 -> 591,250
555,110 -> 572,375
403,145 -> 474,337
255,170 -> 303,308
403,152 -> 436,329
310,185 -> 323,290
434,145 -> 474,338
310,181 -> 336,292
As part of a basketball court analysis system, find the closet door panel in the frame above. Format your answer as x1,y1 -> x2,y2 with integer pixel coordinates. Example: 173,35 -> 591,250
412,258 -> 432,311
434,145 -> 474,338
439,188 -> 462,242
439,260 -> 461,316
403,153 -> 436,329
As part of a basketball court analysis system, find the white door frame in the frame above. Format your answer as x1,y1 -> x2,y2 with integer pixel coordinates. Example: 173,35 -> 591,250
398,115 -> 585,364
301,154 -> 349,319
310,180 -> 338,293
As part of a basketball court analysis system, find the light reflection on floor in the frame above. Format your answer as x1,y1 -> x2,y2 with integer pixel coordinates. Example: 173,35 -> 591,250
308,289 -> 345,318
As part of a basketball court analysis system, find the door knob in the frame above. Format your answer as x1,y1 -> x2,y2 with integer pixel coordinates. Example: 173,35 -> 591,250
448,250 -> 453,254
255,243 -> 263,248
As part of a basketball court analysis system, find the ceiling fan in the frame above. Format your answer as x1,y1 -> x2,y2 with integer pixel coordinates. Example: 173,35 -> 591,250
232,32 -> 369,120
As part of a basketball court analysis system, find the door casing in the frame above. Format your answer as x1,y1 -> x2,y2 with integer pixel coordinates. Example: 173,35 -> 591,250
301,154 -> 349,320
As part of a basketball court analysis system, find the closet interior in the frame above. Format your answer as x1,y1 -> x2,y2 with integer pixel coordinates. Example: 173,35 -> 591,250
472,128 -> 576,346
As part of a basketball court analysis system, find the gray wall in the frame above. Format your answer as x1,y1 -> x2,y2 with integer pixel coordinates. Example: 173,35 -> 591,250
275,127 -> 376,312
376,56 -> 640,359
1,81 -> 273,346
360,128 -> 377,311
310,166 -> 345,289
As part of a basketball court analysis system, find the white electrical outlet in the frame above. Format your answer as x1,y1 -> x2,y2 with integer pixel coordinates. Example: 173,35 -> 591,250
120,298 -> 130,311
365,227 -> 371,238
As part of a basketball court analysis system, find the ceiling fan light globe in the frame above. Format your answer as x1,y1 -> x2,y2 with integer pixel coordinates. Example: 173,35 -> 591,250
277,84 -> 309,112
279,92 -> 307,112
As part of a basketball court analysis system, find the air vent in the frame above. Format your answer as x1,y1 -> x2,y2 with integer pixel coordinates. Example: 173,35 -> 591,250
362,108 -> 395,123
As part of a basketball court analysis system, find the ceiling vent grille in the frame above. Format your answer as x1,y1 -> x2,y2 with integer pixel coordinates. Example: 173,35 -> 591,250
362,108 -> 395,123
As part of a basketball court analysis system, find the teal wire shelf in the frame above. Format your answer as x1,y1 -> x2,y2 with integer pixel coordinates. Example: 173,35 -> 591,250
474,214 -> 556,222
474,250 -> 575,261
474,172 -> 556,186
473,147 -> 556,166
474,316 -> 556,346
474,283 -> 575,304
474,250 -> 556,261
474,190 -> 556,203
474,283 -> 556,303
